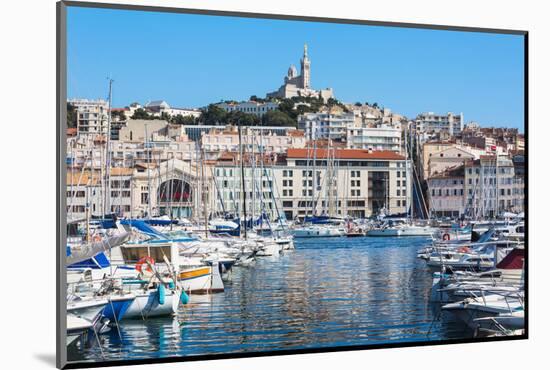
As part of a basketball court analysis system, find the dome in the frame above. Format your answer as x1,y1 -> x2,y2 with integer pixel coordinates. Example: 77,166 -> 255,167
287,64 -> 298,78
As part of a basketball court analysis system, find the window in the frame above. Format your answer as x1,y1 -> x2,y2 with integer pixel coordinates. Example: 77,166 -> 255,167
141,193 -> 149,204
397,180 -> 401,187
397,200 -> 401,207
397,189 -> 401,196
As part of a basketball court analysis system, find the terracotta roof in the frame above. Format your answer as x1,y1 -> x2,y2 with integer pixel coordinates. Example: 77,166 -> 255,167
287,148 -> 405,160
66,172 -> 100,186
287,130 -> 305,137
110,167 -> 133,176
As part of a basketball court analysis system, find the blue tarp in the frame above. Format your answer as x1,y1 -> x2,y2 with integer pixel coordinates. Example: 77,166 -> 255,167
120,219 -> 168,239
68,251 -> 110,269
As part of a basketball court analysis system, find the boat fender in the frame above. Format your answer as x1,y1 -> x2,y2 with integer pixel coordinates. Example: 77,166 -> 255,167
180,290 -> 189,305
157,284 -> 166,305
442,233 -> 450,241
168,281 -> 175,289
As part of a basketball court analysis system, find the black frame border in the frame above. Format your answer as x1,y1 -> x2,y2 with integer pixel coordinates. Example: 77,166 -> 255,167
56,1 -> 528,369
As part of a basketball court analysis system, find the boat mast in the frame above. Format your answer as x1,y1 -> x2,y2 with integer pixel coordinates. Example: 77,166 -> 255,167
145,123 -> 152,218
238,121 -> 247,239
104,78 -> 113,217
311,134 -> 317,217
201,147 -> 208,237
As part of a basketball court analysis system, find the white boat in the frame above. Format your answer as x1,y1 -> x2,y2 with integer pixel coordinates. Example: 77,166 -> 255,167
367,223 -> 436,237
442,292 -> 524,330
290,225 -> 346,238
178,263 -> 224,293
122,287 -> 180,319
67,297 -> 108,324
66,314 -> 93,346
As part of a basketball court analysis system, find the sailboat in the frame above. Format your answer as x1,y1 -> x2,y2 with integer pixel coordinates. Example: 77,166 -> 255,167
367,123 -> 435,237
291,138 -> 345,238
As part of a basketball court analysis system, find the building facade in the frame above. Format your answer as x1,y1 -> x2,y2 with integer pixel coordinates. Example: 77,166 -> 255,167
69,98 -> 109,137
216,101 -> 280,117
464,156 -> 525,218
415,112 -> 464,135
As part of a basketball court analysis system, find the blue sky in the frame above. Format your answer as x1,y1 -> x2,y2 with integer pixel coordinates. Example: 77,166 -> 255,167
67,7 -> 525,130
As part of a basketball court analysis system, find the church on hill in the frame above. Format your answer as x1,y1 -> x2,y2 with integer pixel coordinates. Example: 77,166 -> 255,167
266,44 -> 334,102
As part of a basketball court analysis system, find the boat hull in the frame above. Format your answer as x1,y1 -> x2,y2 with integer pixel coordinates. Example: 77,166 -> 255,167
123,290 -> 179,319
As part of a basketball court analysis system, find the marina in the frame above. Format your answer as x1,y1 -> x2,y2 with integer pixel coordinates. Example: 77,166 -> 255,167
68,235 -> 475,362
61,9 -> 526,367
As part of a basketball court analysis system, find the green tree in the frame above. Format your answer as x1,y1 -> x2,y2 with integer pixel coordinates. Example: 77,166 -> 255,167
226,111 -> 260,126
111,110 -> 127,121
131,108 -> 153,120
67,103 -> 77,128
171,114 -> 196,125
160,111 -> 171,121
200,104 -> 227,125
262,110 -> 296,127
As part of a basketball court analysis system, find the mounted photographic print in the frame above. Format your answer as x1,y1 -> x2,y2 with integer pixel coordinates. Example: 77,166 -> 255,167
57,1 -> 527,368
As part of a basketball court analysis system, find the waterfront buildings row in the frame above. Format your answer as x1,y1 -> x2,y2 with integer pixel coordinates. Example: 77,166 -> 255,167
428,155 -> 525,218
298,107 -> 402,152
67,145 -> 410,221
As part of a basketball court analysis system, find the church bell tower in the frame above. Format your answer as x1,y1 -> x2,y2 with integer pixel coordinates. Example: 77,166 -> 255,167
300,43 -> 311,89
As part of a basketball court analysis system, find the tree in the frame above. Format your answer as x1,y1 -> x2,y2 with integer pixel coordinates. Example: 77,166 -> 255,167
111,110 -> 127,122
171,114 -> 196,125
67,103 -> 77,128
354,102 -> 362,107
131,108 -> 153,120
262,110 -> 296,127
200,104 -> 227,125
160,111 -> 171,122
226,111 -> 260,126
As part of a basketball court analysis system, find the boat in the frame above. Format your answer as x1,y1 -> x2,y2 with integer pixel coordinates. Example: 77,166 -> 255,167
290,224 -> 346,238
366,220 -> 436,237
442,292 -> 524,331
121,285 -> 181,319
66,314 -> 93,346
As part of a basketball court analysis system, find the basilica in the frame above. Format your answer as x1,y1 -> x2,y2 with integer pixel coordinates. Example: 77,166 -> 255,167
266,44 -> 334,102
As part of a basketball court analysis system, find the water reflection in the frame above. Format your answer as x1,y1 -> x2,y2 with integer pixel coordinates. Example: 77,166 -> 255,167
68,237 -> 469,362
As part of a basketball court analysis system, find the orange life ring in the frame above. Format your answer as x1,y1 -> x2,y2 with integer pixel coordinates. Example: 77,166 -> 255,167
136,256 -> 155,274
442,233 -> 451,241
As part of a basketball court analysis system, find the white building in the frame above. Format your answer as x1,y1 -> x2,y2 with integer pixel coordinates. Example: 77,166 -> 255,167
464,156 -> 525,218
299,110 -> 402,152
415,112 -> 464,135
145,100 -> 201,118
267,44 -> 334,102
298,110 -> 355,141
201,126 -> 306,155
217,101 -> 279,117
346,125 -> 402,152
69,98 -> 109,137
212,148 -> 409,220
428,166 -> 466,218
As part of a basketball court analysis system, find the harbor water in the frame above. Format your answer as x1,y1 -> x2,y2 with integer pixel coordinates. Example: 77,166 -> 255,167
68,236 -> 471,362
